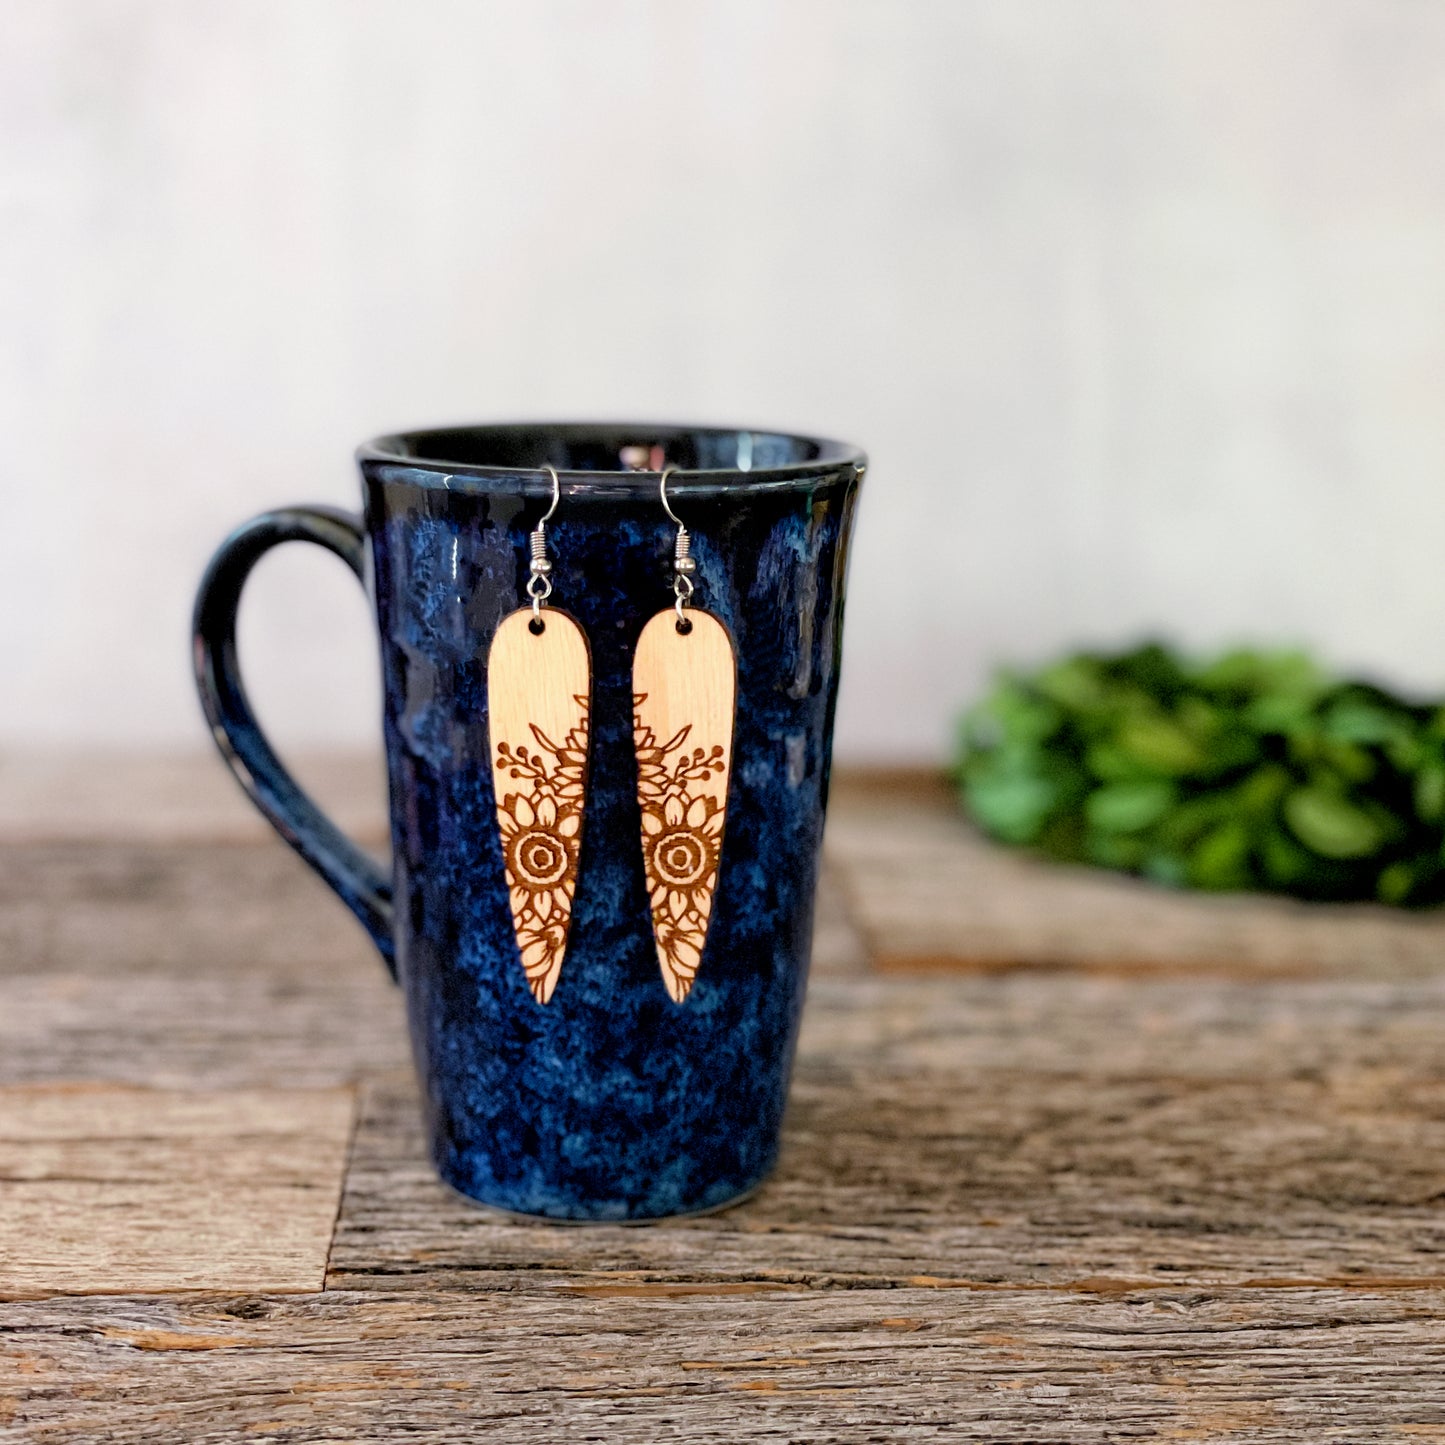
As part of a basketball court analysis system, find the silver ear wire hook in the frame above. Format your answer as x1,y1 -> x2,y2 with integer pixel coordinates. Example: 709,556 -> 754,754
660,464 -> 683,528
540,463 -> 560,525
526,465 -> 560,622
660,465 -> 696,629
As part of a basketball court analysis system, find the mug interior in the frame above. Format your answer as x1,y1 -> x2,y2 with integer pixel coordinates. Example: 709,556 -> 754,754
360,422 -> 863,479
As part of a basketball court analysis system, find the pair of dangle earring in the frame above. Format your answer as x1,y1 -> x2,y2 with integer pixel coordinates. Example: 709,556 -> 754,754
486,466 -> 736,1006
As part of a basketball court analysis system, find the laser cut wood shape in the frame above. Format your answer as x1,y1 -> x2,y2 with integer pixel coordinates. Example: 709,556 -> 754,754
487,609 -> 591,1005
632,609 -> 736,1003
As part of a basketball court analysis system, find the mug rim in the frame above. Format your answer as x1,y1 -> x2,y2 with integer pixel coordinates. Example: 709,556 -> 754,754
357,419 -> 867,492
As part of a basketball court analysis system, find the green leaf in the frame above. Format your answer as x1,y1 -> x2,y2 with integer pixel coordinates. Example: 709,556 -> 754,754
1415,764 -> 1445,823
1193,727 -> 1261,779
963,689 -> 1033,755
1086,832 -> 1148,870
1324,699 -> 1407,745
1245,694 -> 1318,736
968,683 -> 1061,746
1234,764 -> 1291,815
1260,829 -> 1313,887
1154,793 -> 1234,850
1116,716 -> 1204,775
1188,821 -> 1252,891
1033,658 -> 1106,711
1116,643 -> 1188,697
1285,729 -> 1326,766
963,772 -> 1057,844
1283,788 -> 1383,859
1193,649 -> 1325,699
1378,862 -> 1415,906
1084,780 -> 1175,833
1385,733 -> 1426,771
1085,740 -> 1151,781
1318,739 -> 1376,785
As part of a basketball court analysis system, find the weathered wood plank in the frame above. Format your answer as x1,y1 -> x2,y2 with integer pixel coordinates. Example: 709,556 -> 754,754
0,843 -> 861,1089
328,1056 -> 1445,1293
0,842 -> 864,982
4,1287 -> 1444,1443
11,954 -> 1443,1109
0,750 -> 388,846
0,751 -> 902,851
5,758 -> 1445,1439
9,837 -> 1445,1298
0,955 -> 410,1090
9,835 -> 1445,1092
800,972 -> 1445,1078
19,751 -> 1445,987
828,783 -> 1445,979
810,865 -> 871,977
0,843 -> 385,976
0,1087 -> 355,1298
20,751 -> 1445,985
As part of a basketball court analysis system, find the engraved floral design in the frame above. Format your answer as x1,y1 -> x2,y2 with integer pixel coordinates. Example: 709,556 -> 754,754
634,694 -> 727,1002
494,699 -> 588,1004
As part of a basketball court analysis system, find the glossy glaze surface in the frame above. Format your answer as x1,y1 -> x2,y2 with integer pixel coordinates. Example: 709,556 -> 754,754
196,423 -> 864,1220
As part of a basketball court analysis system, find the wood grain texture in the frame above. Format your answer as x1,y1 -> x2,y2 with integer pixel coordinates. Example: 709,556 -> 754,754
0,842 -> 408,1092
632,609 -> 735,1002
0,845 -> 859,1091
6,756 -> 1445,1440
0,964 -> 408,1092
0,1087 -> 354,1298
0,840 -> 387,977
487,608 -> 591,1004
0,750 -> 388,845
328,1049 -> 1445,1294
5,1288 -> 1445,1443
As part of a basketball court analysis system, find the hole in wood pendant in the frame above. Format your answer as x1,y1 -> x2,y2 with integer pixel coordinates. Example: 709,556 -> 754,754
632,609 -> 737,1002
487,608 -> 591,1004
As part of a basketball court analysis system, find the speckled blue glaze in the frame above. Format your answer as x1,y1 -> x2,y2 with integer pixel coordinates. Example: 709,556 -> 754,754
195,423 -> 865,1220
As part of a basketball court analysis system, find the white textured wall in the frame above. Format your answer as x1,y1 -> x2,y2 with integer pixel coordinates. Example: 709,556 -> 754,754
4,1 -> 1444,764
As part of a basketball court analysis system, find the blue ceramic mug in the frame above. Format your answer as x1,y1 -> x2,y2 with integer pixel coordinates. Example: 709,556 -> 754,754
193,422 -> 866,1220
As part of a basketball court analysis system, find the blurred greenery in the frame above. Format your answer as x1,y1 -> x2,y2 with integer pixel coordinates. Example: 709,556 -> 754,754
953,643 -> 1445,907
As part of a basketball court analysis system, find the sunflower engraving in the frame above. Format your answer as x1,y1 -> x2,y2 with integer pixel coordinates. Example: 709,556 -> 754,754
494,700 -> 588,1004
634,694 -> 728,1002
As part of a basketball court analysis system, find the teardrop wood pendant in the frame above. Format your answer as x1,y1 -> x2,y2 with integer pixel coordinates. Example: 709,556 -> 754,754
632,609 -> 737,1003
487,608 -> 591,1005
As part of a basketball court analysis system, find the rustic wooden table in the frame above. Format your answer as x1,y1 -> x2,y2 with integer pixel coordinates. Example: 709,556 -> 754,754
4,755 -> 1445,1441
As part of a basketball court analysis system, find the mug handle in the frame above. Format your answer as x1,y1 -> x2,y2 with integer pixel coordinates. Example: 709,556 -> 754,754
192,506 -> 395,976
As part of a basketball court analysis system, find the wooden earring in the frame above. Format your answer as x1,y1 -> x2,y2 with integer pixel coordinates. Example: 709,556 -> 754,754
487,466 -> 590,1005
632,466 -> 737,1003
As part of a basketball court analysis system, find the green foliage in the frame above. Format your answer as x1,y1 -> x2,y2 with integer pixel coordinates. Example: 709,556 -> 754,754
954,643 -> 1445,907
